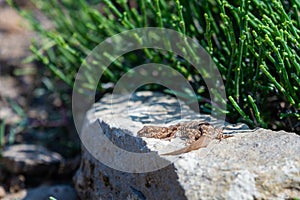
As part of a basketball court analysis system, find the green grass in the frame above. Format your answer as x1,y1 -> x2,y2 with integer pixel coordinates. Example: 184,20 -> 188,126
9,0 -> 300,132
0,119 -> 5,147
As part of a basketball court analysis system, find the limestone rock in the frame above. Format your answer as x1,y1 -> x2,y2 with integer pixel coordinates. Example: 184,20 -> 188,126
74,91 -> 300,199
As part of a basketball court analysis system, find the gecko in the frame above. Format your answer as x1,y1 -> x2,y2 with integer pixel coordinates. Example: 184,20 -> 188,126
137,121 -> 233,155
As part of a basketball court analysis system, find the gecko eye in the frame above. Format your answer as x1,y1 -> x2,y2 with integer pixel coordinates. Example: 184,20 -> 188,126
195,135 -> 200,140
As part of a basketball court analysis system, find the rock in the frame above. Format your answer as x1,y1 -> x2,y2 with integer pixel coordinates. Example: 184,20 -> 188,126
73,91 -> 300,199
8,174 -> 25,193
1,190 -> 26,200
0,186 -> 6,198
1,144 -> 63,175
2,184 -> 77,200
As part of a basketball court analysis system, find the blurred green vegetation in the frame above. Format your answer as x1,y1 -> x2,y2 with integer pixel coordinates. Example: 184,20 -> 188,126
8,0 -> 300,132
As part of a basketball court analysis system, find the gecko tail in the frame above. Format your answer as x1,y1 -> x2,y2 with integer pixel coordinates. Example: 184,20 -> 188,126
160,147 -> 189,156
160,144 -> 204,156
161,136 -> 211,156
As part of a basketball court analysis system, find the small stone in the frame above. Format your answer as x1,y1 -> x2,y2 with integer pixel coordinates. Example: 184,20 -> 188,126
9,175 -> 25,193
0,186 -> 6,198
1,144 -> 63,175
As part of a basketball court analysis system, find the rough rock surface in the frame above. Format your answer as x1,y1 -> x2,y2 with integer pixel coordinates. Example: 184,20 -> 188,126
74,91 -> 300,200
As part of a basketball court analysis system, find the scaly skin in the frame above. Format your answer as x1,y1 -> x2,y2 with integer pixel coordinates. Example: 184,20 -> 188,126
138,121 -> 233,156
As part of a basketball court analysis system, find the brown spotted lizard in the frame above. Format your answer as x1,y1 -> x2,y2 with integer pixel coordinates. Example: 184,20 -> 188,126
137,121 -> 233,155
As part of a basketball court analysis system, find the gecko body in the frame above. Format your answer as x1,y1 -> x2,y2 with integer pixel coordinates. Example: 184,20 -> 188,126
138,121 -> 233,155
